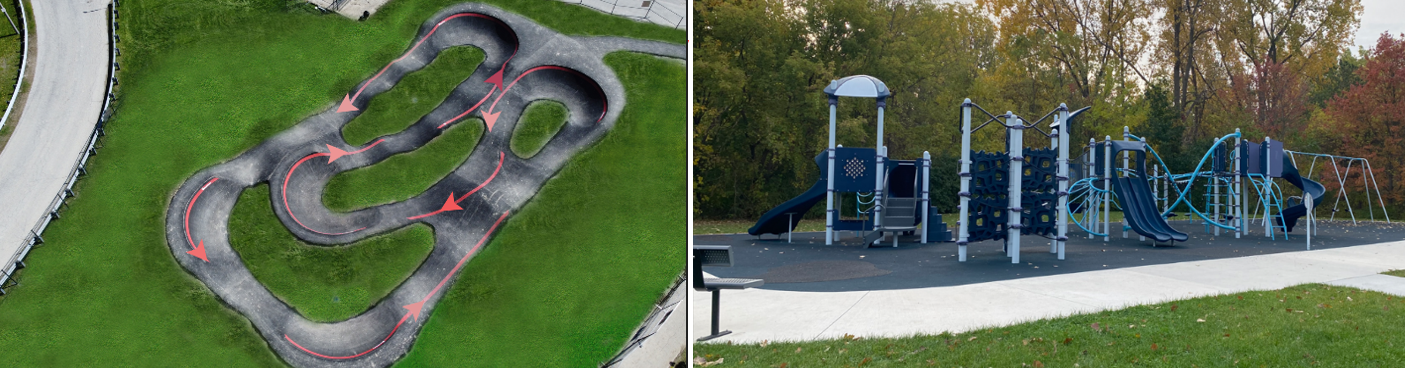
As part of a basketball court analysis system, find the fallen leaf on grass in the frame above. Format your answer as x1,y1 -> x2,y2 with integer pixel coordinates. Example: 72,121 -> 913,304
968,336 -> 978,341
694,356 -> 724,367
1023,339 -> 1030,345
760,340 -> 769,347
1063,337 -> 1073,345
1034,360 -> 1045,368
1171,305 -> 1179,311
1151,343 -> 1158,350
1091,322 -> 1101,331
795,347 -> 802,353
1196,318 -> 1205,322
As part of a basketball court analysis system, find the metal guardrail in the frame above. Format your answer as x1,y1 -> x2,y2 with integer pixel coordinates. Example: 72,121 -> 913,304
601,272 -> 686,367
0,0 -> 119,295
0,0 -> 29,133
564,0 -> 684,29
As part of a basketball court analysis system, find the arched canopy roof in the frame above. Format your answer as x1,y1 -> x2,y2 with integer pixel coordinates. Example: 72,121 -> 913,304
824,75 -> 890,99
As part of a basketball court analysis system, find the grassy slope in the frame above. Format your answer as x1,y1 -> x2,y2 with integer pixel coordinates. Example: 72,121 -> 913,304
339,45 -> 484,146
0,0 -> 683,366
230,186 -> 435,322
509,100 -> 568,158
400,51 -> 686,366
695,284 -> 1405,367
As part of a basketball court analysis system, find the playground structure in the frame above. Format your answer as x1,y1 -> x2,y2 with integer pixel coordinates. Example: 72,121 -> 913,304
748,75 -> 950,247
954,100 -> 1079,263
747,75 -> 1390,263
1069,126 -> 1390,250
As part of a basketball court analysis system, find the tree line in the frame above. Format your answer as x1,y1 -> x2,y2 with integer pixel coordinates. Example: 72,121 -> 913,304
695,0 -> 1405,220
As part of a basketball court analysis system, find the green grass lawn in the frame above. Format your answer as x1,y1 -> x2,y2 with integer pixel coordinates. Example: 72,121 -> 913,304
1383,270 -> 1405,278
0,0 -> 683,366
694,284 -> 1405,367
231,185 -> 436,322
0,0 -> 24,127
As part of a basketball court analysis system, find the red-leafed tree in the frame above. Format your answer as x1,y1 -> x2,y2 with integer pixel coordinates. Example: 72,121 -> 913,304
1327,32 -> 1405,206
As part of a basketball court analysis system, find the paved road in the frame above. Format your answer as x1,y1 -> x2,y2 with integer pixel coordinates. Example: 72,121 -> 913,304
694,240 -> 1405,343
0,0 -> 108,277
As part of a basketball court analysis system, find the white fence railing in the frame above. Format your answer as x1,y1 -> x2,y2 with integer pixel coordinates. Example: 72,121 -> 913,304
1,0 -> 119,295
562,0 -> 684,29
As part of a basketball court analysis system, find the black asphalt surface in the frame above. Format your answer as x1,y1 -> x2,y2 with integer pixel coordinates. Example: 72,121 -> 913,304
698,219 -> 1405,292
162,4 -> 683,368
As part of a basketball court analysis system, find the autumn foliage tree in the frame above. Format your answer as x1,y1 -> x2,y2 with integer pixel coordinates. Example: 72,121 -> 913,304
1326,32 -> 1405,206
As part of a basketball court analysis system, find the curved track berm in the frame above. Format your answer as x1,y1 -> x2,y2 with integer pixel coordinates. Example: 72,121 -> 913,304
162,4 -> 684,367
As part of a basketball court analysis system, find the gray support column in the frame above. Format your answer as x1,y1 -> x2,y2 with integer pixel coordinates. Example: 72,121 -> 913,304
1006,113 -> 1023,264
1103,135 -> 1111,242
1088,138 -> 1096,240
958,100 -> 972,261
1049,115 -> 1059,254
921,151 -> 931,244
1264,136 -> 1272,237
873,99 -> 886,244
1122,126 -> 1129,239
825,97 -> 837,245
1055,105 -> 1069,260
1153,164 -> 1159,214
1235,129 -> 1242,238
1306,191 -> 1314,250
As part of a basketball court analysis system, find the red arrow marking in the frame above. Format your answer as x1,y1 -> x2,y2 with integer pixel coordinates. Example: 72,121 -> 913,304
183,177 -> 219,262
188,241 -> 209,263
285,210 -> 510,359
435,85 -> 496,129
405,211 -> 510,316
481,66 -> 608,131
340,13 -> 519,113
407,151 -> 504,220
285,312 -> 410,360
282,140 -> 385,235
485,68 -> 504,90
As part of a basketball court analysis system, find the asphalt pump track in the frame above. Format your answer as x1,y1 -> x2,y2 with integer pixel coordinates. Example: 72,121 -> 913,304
162,4 -> 684,367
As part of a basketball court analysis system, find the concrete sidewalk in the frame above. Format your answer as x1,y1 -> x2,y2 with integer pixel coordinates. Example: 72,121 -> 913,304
693,240 -> 1405,343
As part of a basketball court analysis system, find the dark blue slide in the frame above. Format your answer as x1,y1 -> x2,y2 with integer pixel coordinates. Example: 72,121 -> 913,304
1278,155 -> 1326,232
1111,176 -> 1189,243
1111,177 -> 1188,242
749,152 -> 828,236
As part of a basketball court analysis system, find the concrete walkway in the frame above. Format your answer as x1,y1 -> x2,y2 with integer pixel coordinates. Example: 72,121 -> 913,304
0,1 -> 108,277
693,240 -> 1405,343
307,0 -> 685,29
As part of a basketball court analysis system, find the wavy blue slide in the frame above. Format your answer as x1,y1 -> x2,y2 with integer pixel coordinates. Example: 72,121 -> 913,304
749,152 -> 828,236
1278,155 -> 1326,232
